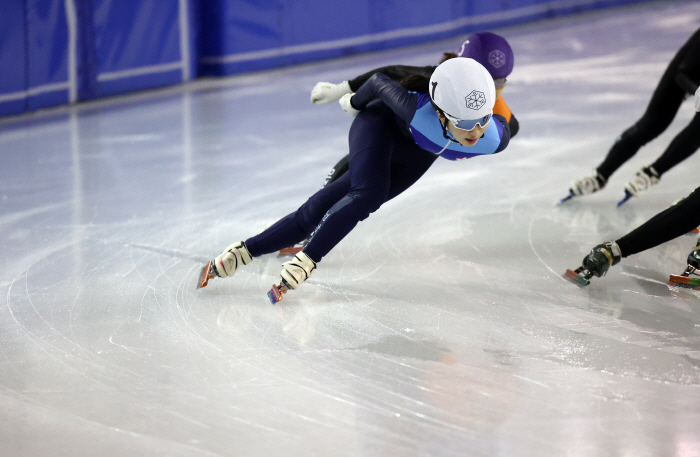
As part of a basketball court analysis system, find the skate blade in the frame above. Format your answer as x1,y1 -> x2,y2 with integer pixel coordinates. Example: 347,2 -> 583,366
668,274 -> 700,290
557,192 -> 574,205
564,268 -> 590,286
616,191 -> 633,207
197,261 -> 216,289
267,284 -> 286,304
278,246 -> 303,256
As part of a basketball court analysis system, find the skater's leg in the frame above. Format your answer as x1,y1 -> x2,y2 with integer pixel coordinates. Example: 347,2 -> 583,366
244,175 -> 351,257
303,114 -> 394,261
303,115 -> 437,262
302,105 -> 398,262
595,57 -> 687,180
385,145 -> 437,200
616,185 -> 700,257
325,154 -> 349,186
649,113 -> 700,176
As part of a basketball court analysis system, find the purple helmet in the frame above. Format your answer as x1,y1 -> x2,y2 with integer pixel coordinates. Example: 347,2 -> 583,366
457,32 -> 514,79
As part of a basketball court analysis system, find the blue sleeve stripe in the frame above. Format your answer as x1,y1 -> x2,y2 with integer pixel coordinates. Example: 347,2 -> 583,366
415,93 -> 431,110
439,150 -> 488,160
410,126 -> 447,154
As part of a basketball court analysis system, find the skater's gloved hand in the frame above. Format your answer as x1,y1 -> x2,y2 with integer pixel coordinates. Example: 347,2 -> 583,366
339,93 -> 360,118
214,242 -> 253,278
310,81 -> 352,104
281,252 -> 316,289
695,86 -> 700,112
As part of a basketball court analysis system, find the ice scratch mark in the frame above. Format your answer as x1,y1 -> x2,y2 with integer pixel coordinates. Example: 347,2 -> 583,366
513,374 -> 551,389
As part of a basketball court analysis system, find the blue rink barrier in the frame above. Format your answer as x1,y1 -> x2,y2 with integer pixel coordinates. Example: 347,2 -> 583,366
1,0 -> 652,117
0,0 -> 196,117
198,0 -> 650,76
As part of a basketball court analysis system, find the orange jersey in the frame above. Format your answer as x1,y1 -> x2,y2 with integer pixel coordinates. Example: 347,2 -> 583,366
493,96 -> 512,122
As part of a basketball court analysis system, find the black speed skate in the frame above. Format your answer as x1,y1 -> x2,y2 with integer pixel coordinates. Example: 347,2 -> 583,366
668,239 -> 700,290
565,241 -> 621,286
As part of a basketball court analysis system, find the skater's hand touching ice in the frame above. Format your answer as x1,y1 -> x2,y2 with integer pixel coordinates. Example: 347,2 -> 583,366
311,81 -> 352,104
339,93 -> 360,118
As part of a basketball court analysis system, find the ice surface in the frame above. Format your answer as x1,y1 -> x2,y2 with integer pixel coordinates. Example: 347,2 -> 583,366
2,2 -> 700,456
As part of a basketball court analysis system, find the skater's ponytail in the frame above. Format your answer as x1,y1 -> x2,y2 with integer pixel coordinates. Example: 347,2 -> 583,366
439,52 -> 457,64
401,53 -> 456,91
399,74 -> 430,93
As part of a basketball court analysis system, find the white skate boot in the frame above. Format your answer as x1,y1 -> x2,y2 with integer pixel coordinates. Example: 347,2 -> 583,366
618,165 -> 659,206
559,170 -> 606,204
268,252 -> 317,304
281,252 -> 316,289
624,165 -> 659,196
571,170 -> 606,196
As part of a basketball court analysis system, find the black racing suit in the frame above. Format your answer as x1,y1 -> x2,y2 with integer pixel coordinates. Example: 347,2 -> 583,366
597,27 -> 700,180
615,185 -> 700,258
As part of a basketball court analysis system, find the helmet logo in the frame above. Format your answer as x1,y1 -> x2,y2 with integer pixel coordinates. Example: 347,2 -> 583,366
489,50 -> 506,68
465,91 -> 486,110
457,40 -> 469,57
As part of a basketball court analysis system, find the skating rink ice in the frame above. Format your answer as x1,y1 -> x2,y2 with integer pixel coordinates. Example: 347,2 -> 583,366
2,2 -> 700,456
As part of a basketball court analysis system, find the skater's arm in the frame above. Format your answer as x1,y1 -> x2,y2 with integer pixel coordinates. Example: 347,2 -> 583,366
348,65 -> 435,92
493,114 -> 511,153
493,96 -> 519,137
350,73 -> 419,124
508,113 -> 520,137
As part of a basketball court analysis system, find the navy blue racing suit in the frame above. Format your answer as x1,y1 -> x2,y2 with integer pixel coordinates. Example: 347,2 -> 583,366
245,74 -> 510,262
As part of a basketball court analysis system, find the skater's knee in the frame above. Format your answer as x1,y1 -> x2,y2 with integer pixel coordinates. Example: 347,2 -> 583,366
629,114 -> 671,141
349,189 -> 386,218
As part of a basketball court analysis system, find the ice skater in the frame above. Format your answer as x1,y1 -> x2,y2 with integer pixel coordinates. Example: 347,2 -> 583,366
198,58 -> 511,302
565,185 -> 700,288
312,32 -> 518,187
561,27 -> 700,206
278,32 -> 517,256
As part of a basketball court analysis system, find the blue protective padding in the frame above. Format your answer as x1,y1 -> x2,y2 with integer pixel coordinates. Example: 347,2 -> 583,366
25,0 -> 70,111
76,0 -> 99,101
199,0 -> 374,76
199,0 -> 654,76
96,70 -> 184,98
281,0 -> 373,65
92,0 -> 181,97
93,0 -> 180,72
369,0 -> 454,51
0,0 -> 658,117
200,0 -> 281,57
0,2 -> 27,116
27,90 -> 69,112
185,0 -> 201,80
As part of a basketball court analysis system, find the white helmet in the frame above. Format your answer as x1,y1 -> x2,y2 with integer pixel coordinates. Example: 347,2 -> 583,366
429,57 -> 496,130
